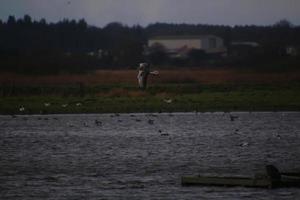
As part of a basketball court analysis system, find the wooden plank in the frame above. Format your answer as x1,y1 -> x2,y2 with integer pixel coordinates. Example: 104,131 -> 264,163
181,175 -> 300,188
182,176 -> 271,188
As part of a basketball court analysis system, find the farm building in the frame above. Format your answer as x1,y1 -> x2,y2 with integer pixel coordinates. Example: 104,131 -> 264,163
148,35 -> 227,57
229,41 -> 261,57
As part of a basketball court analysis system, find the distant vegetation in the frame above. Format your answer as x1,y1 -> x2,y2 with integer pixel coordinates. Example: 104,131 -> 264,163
0,15 -> 300,74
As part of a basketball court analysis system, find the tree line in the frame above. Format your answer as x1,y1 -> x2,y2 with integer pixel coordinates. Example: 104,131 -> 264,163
0,15 -> 299,74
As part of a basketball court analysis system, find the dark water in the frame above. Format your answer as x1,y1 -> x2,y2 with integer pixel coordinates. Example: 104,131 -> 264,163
0,112 -> 300,200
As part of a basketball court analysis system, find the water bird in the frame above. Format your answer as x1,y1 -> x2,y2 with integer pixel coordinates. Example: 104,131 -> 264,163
19,106 -> 25,112
276,134 -> 281,139
148,119 -> 154,125
164,98 -> 173,104
61,104 -> 68,108
95,119 -> 102,126
110,113 -> 120,118
68,123 -> 74,127
230,115 -> 238,121
76,102 -> 82,106
146,113 -> 158,117
44,102 -> 50,107
240,142 -> 249,147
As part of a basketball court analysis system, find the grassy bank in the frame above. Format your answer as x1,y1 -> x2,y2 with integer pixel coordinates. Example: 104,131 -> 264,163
1,83 -> 299,114
1,68 -> 300,85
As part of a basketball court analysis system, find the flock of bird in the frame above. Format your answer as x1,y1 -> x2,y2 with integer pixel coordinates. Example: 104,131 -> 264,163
12,108 -> 282,145
19,102 -> 84,112
18,98 -> 174,113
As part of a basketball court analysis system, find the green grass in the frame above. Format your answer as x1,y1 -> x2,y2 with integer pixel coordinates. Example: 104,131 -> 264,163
0,83 -> 299,114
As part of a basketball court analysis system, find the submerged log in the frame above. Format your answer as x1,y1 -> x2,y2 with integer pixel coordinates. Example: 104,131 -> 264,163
182,176 -> 272,188
181,165 -> 300,188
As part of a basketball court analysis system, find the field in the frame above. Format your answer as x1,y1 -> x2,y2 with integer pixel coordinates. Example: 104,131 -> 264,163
0,69 -> 300,114
1,69 -> 300,85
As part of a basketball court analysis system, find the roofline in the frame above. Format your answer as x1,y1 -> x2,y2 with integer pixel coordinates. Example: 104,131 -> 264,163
149,35 -> 222,40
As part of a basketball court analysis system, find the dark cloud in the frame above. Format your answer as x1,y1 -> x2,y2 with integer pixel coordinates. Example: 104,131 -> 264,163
0,0 -> 299,26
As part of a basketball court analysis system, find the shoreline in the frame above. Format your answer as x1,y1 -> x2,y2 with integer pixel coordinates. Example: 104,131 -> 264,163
1,111 -> 300,117
1,81 -> 299,115
1,102 -> 299,115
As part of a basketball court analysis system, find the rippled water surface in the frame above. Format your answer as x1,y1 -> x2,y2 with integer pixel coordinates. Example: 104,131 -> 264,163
1,112 -> 300,199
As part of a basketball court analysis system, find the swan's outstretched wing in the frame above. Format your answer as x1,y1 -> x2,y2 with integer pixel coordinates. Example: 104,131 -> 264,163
150,70 -> 159,75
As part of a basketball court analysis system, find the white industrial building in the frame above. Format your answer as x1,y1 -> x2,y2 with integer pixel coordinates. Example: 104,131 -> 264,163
148,35 -> 227,56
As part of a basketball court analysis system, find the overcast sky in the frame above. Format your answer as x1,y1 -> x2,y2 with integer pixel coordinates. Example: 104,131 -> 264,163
0,0 -> 299,27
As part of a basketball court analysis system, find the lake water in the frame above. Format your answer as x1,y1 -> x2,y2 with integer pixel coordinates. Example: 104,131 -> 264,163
0,112 -> 300,200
